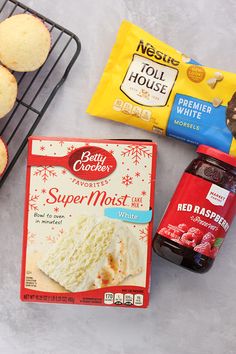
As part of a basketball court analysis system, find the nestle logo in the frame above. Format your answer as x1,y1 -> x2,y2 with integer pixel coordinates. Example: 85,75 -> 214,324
136,40 -> 180,66
68,146 -> 116,180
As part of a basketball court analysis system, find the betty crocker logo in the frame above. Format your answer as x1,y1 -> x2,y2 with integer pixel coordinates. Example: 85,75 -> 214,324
68,146 -> 117,180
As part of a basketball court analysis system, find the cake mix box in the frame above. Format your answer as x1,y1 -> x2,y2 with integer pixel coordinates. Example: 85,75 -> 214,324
21,137 -> 157,308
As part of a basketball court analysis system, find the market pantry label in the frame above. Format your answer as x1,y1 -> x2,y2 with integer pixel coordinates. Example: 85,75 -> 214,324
121,54 -> 178,106
206,184 -> 230,207
21,137 -> 157,308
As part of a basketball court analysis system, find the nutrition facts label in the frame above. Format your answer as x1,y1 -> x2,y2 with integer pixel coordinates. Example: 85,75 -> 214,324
104,292 -> 143,306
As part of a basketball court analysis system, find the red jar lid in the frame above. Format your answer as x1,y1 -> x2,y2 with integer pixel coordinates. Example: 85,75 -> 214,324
197,145 -> 236,168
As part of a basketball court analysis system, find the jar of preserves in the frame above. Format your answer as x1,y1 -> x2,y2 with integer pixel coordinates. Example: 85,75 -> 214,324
153,145 -> 236,273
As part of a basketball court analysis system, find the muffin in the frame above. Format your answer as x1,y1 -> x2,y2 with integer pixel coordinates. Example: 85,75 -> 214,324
0,138 -> 8,176
0,14 -> 51,72
0,65 -> 17,118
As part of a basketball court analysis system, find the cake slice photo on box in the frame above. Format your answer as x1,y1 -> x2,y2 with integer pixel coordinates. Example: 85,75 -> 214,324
37,215 -> 143,292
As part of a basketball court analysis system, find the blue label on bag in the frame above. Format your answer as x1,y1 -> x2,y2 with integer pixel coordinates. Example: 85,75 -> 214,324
104,207 -> 152,223
187,59 -> 201,65
167,94 -> 232,153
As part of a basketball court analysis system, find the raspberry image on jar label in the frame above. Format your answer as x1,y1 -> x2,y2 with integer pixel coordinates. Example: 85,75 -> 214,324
194,242 -> 212,257
172,230 -> 182,238
177,223 -> 188,233
181,233 -> 198,247
188,227 -> 203,243
201,232 -> 215,245
158,222 -> 222,259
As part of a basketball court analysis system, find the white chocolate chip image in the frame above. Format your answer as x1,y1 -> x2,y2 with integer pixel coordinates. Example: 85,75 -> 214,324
207,72 -> 224,90
207,77 -> 217,89
212,97 -> 222,107
214,72 -> 224,81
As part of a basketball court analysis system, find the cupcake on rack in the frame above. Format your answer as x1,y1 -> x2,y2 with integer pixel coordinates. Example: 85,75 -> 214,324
0,14 -> 51,72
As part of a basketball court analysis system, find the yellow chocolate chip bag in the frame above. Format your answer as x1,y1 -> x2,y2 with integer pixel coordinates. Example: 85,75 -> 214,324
87,20 -> 236,156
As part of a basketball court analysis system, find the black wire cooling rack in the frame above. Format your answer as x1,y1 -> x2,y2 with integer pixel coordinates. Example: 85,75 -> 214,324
0,0 -> 81,187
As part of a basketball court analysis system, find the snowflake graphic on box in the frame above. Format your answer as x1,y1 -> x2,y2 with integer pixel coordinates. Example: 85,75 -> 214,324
122,174 -> 133,187
139,225 -> 149,242
67,145 -> 76,154
28,194 -> 40,211
33,166 -> 57,183
47,228 -> 64,244
27,231 -> 36,245
121,145 -> 152,165
58,140 -> 64,146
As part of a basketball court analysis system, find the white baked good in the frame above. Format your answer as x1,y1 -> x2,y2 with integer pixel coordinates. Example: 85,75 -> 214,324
0,65 -> 17,118
0,14 -> 51,72
38,215 -> 142,292
0,138 -> 8,175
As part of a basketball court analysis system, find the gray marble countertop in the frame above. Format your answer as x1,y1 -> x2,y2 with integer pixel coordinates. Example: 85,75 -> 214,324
0,0 -> 235,353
